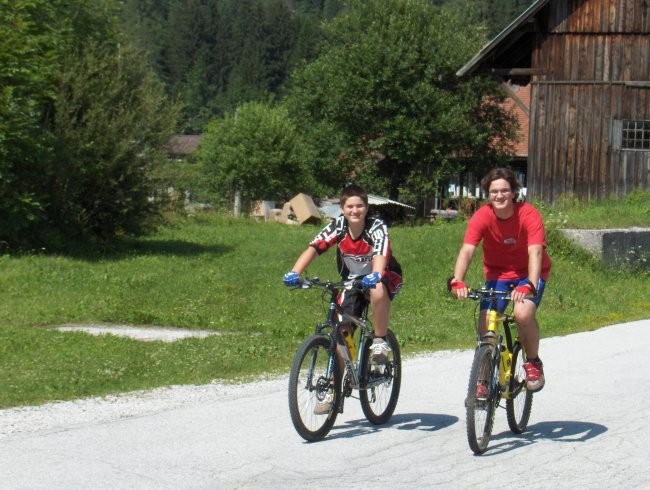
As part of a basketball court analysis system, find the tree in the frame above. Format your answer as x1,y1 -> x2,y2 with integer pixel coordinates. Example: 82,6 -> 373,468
197,102 -> 317,209
287,0 -> 517,203
118,0 -> 170,74
117,0 -> 337,132
440,0 -> 535,37
0,0 -> 56,239
0,0 -> 122,244
0,0 -> 180,247
49,42 -> 179,240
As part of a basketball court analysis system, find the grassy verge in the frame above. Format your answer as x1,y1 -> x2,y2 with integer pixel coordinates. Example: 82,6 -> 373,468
1,193 -> 648,408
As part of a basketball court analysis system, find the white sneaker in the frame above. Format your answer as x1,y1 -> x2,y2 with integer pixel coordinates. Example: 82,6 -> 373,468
313,390 -> 334,415
371,339 -> 391,365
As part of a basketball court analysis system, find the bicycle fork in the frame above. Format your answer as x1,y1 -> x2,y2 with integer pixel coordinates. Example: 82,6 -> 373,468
484,309 -> 513,401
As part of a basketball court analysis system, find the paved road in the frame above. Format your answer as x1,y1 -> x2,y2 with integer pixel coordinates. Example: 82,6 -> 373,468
1,320 -> 649,489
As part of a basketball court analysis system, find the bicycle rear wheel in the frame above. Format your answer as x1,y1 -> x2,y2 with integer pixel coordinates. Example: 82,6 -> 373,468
288,335 -> 342,441
360,329 -> 401,425
465,343 -> 498,454
506,341 -> 533,433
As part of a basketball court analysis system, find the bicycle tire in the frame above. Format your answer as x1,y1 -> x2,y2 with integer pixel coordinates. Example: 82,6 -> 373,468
288,335 -> 342,441
465,343 -> 498,454
360,329 -> 401,425
506,341 -> 533,433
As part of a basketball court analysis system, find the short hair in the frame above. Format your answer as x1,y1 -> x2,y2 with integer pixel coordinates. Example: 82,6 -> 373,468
480,168 -> 521,196
340,184 -> 368,206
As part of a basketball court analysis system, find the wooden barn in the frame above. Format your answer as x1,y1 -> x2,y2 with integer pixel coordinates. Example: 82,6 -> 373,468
457,0 -> 650,203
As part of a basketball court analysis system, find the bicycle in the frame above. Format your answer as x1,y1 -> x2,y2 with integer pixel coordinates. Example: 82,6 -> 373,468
460,287 -> 534,454
287,277 -> 401,442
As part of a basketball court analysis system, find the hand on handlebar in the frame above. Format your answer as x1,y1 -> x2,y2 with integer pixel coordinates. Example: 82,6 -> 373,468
511,279 -> 536,302
362,271 -> 382,289
283,271 -> 301,287
447,276 -> 468,300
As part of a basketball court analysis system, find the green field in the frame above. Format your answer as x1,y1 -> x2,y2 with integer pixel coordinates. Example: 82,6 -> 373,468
1,192 -> 648,408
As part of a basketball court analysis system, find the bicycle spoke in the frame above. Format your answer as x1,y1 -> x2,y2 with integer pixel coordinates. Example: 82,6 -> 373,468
506,342 -> 533,433
288,336 -> 341,441
360,329 -> 401,425
466,344 -> 497,454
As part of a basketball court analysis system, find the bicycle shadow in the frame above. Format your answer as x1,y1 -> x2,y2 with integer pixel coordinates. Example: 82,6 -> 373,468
481,420 -> 608,456
325,412 -> 459,441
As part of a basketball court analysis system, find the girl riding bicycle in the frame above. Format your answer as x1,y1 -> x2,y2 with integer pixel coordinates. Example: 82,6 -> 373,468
283,184 -> 403,413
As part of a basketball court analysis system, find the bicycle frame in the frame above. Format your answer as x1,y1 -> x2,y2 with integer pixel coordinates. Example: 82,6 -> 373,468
476,289 -> 532,400
288,276 -> 402,441
461,286 -> 535,453
310,278 -> 372,390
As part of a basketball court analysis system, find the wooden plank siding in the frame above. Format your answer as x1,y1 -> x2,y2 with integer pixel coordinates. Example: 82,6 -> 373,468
527,0 -> 650,202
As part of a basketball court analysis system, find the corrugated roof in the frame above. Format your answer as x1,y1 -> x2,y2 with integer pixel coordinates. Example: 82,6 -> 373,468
166,135 -> 203,156
367,194 -> 415,209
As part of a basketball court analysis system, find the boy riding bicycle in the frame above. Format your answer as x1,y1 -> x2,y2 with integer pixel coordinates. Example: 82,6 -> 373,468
283,184 -> 403,413
449,168 -> 551,393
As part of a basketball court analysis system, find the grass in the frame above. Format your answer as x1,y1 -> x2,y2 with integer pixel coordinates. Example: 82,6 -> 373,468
536,188 -> 650,229
1,192 -> 649,408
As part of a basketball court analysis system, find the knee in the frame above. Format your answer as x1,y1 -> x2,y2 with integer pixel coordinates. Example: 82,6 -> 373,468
514,303 -> 537,325
369,285 -> 388,303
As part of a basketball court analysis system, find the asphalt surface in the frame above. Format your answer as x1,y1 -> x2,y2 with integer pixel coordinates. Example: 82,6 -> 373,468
1,319 -> 649,489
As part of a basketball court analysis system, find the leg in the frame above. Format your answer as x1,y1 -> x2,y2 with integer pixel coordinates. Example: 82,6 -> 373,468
369,283 -> 390,337
368,283 -> 392,364
514,299 -> 545,392
513,299 -> 540,358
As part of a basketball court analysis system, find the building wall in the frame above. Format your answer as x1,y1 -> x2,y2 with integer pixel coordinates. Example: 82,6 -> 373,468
527,0 -> 650,202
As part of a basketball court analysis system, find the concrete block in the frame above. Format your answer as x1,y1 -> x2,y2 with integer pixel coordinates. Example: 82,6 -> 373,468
560,228 -> 650,269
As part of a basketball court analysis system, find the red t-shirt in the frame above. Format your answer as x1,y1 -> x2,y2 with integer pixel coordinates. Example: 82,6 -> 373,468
463,202 -> 552,281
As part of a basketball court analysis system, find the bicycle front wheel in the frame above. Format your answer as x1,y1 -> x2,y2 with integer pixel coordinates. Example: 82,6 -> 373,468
360,329 -> 401,425
465,343 -> 498,454
506,341 -> 533,433
288,335 -> 342,442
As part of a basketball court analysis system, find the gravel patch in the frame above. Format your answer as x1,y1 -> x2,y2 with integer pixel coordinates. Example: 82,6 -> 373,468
0,350 -> 463,440
54,324 -> 221,342
0,376 -> 286,439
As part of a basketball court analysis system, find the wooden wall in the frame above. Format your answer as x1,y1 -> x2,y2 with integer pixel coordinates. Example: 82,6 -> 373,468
527,0 -> 650,202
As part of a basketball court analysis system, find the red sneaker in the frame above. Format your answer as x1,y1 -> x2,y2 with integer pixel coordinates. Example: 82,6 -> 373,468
523,360 -> 545,392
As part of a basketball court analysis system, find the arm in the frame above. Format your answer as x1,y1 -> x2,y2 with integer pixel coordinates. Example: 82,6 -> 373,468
451,243 -> 477,300
526,244 -> 543,287
372,254 -> 387,275
290,246 -> 318,275
359,253 -> 389,289
512,244 -> 542,303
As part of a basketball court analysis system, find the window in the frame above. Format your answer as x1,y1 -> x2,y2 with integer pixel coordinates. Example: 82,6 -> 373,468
622,120 -> 650,149
612,119 -> 650,150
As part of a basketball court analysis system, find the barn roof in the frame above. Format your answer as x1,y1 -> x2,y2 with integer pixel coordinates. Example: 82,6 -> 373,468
456,0 -> 551,83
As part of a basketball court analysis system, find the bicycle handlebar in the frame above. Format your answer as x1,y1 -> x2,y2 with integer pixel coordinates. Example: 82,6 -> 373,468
466,288 -> 512,300
464,288 -> 536,303
296,276 -> 365,292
